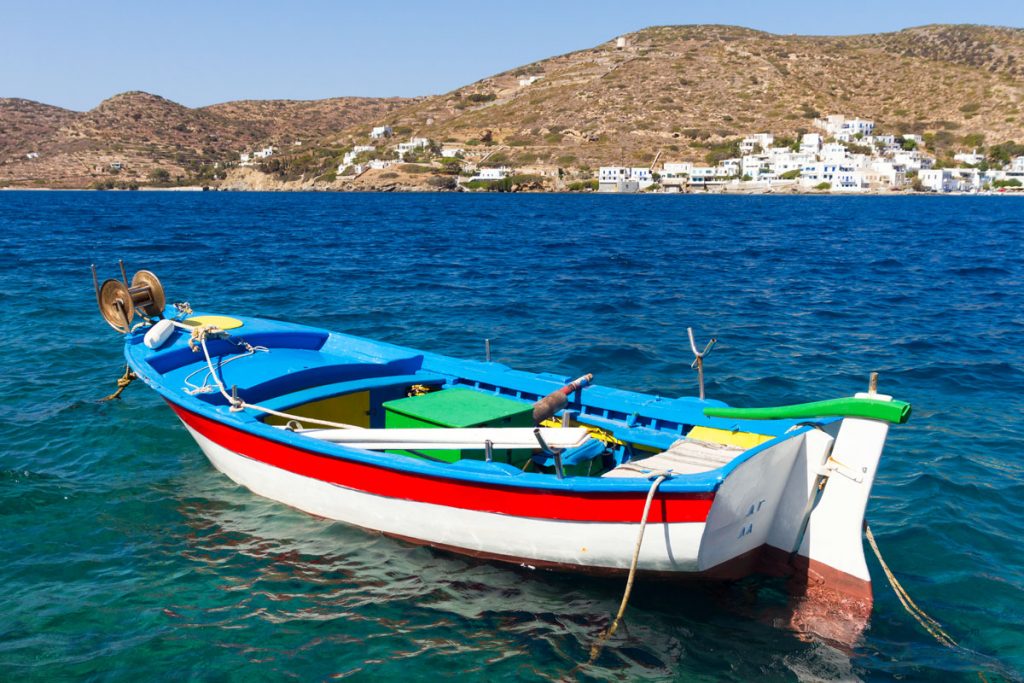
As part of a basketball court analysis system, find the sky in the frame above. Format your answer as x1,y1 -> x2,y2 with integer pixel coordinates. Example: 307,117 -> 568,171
2,0 -> 1022,111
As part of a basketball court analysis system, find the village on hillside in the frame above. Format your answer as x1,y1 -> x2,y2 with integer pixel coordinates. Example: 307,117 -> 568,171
230,113 -> 1024,194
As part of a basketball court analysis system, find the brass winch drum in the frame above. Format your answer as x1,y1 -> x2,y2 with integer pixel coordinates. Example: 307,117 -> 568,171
93,262 -> 166,332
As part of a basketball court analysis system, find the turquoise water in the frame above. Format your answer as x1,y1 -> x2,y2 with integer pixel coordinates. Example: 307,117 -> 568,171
1,191 -> 1021,681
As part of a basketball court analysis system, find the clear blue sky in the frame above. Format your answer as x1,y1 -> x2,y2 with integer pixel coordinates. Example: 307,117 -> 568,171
2,0 -> 1021,111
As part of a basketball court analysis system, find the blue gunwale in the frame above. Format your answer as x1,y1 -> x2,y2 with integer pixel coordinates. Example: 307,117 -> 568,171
125,310 -> 825,495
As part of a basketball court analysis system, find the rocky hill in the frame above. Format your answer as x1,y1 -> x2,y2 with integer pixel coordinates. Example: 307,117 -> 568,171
359,24 -> 1023,173
1,24 -> 1022,189
0,92 -> 412,188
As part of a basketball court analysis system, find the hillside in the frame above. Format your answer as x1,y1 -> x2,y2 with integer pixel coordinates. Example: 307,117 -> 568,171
353,24 -> 1023,173
0,92 -> 412,188
1,24 -> 1022,189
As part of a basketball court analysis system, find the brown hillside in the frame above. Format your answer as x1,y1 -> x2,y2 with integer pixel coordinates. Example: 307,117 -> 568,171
2,24 -> 1022,188
0,92 -> 412,188
351,24 -> 1024,171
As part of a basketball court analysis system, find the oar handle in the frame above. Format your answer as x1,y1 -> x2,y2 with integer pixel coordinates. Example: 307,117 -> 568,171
703,397 -> 912,424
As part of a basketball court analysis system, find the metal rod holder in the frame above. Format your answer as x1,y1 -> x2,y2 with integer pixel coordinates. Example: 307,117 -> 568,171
687,327 -> 717,401
533,428 -> 564,479
484,439 -> 493,463
485,338 -> 491,363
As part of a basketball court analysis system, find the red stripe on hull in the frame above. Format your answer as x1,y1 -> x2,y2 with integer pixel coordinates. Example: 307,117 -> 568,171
169,403 -> 714,524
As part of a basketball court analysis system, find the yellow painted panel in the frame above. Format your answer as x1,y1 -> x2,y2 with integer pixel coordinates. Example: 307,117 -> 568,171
184,315 -> 244,330
687,425 -> 773,449
264,391 -> 371,429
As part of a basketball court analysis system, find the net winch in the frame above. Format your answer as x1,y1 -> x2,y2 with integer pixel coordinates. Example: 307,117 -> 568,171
91,260 -> 166,332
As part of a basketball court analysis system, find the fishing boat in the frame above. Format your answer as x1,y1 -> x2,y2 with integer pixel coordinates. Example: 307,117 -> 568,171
94,265 -> 910,633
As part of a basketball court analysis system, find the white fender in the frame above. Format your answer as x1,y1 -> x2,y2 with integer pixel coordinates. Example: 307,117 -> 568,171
143,318 -> 175,349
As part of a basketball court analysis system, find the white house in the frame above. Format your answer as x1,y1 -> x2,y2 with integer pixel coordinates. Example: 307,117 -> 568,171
687,166 -> 731,186
239,152 -> 252,166
740,134 -> 774,155
815,115 -> 874,140
1010,156 -> 1024,174
799,133 -> 822,154
740,154 -> 770,179
892,150 -> 929,173
368,159 -> 394,170
954,150 -> 986,166
370,126 -> 393,139
767,151 -> 813,177
599,167 -> 629,183
800,162 -> 844,186
468,166 -> 511,182
832,165 -> 868,191
869,160 -> 906,188
25,151 -> 39,160
253,146 -> 275,159
396,137 -> 430,157
441,147 -> 464,158
109,162 -> 123,171
820,143 -> 849,162
661,162 -> 693,178
598,167 -> 639,192
630,167 -> 654,188
518,76 -> 541,87
615,37 -> 627,49
951,168 -> 982,191
919,169 -> 956,193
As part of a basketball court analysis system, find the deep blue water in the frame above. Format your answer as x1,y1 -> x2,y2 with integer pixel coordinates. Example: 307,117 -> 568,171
1,191 -> 1022,681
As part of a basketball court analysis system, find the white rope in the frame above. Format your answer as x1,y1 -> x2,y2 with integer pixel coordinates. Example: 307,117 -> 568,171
195,332 -> 361,430
589,472 -> 669,662
183,345 -> 267,395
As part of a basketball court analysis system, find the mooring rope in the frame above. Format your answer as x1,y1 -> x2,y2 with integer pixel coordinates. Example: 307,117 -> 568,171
99,364 -> 137,401
589,472 -> 669,662
865,524 -> 959,649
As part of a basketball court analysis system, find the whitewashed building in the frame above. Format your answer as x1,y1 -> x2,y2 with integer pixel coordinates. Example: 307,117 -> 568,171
820,143 -> 849,162
815,115 -> 875,140
518,76 -> 541,87
598,167 -> 639,192
396,138 -> 430,157
253,146 -> 275,159
688,166 -> 731,186
239,152 -> 252,166
799,133 -> 822,154
954,150 -> 986,166
441,147 -> 464,158
661,162 -> 693,178
919,169 -> 956,193
630,167 -> 654,188
370,126 -> 393,139
869,160 -> 906,188
25,151 -> 39,160
474,166 -> 510,181
740,134 -> 774,154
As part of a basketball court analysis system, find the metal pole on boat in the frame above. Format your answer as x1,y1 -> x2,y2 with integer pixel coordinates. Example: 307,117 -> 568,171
484,439 -> 493,463
687,327 -> 716,400
485,338 -> 491,363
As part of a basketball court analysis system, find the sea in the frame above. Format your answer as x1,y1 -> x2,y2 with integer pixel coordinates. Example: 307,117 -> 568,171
0,191 -> 1021,681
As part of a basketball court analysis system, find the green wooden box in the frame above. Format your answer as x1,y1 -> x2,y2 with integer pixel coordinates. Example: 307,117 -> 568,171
383,388 -> 534,464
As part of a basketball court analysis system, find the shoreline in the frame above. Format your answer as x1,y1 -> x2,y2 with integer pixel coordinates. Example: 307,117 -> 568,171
2,185 -> 1020,197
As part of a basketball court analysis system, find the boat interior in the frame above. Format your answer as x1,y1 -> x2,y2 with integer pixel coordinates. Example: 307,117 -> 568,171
135,314 -> 799,480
